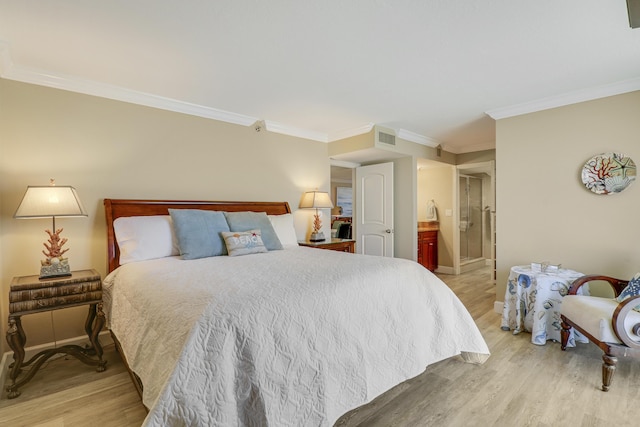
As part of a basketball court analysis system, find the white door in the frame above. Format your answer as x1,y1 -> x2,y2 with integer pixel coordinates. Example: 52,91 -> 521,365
355,162 -> 394,257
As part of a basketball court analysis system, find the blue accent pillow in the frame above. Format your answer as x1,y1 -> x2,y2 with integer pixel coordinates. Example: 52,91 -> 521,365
168,209 -> 230,259
616,273 -> 640,311
223,211 -> 283,251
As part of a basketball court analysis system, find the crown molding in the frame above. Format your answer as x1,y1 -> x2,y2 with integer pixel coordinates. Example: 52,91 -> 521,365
0,48 -> 428,149
0,42 -> 457,150
264,120 -> 329,142
396,128 -> 441,148
486,77 -> 640,120
1,41 -> 364,143
445,140 -> 495,155
328,123 -> 375,142
2,68 -> 258,126
330,159 -> 361,168
0,42 -> 355,143
0,41 -> 260,127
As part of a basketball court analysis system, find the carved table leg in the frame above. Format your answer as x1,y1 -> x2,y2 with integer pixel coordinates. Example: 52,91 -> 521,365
6,305 -> 108,399
6,316 -> 26,398
85,303 -> 107,372
85,303 -> 97,340
560,319 -> 571,350
601,354 -> 617,391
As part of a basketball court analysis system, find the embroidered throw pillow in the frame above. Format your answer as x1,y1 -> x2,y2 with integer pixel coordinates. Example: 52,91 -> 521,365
221,229 -> 269,257
615,272 -> 640,311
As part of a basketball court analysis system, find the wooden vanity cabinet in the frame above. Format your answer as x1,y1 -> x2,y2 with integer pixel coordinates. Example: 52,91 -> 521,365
417,229 -> 438,272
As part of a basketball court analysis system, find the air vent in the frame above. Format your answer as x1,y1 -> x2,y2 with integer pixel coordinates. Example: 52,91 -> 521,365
378,131 -> 396,146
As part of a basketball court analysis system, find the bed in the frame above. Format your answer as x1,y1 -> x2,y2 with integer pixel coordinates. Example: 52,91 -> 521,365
102,199 -> 490,426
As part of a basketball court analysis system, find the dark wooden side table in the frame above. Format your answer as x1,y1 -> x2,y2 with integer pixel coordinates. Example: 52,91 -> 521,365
298,238 -> 355,253
5,269 -> 107,398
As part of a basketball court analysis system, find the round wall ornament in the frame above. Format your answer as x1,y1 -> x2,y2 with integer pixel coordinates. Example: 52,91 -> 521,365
581,152 -> 636,195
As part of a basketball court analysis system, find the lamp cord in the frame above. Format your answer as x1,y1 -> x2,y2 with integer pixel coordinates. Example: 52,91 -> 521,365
40,311 -> 61,370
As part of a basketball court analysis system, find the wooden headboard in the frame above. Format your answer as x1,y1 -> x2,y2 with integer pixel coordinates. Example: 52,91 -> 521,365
104,199 -> 292,273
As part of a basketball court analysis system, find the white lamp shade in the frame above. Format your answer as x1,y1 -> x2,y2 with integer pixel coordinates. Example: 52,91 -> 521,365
299,191 -> 334,209
14,186 -> 87,219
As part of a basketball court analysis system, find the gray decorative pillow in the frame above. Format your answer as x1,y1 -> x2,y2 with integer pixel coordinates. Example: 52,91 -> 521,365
221,229 -> 268,256
168,209 -> 230,259
223,211 -> 283,250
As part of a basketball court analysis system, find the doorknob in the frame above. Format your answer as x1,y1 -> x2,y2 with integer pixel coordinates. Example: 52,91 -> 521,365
385,229 -> 393,233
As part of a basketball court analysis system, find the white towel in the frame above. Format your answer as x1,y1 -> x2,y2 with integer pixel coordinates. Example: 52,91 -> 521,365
426,199 -> 438,221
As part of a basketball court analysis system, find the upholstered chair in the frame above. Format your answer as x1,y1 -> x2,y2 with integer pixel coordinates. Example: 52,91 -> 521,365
560,274 -> 640,391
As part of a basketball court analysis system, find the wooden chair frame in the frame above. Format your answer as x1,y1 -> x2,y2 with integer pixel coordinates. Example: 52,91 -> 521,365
560,275 -> 640,391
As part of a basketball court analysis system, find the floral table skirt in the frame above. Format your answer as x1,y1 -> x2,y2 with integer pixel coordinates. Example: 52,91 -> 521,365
501,265 -> 589,346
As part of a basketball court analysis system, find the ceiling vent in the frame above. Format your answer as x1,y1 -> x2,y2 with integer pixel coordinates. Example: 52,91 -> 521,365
375,126 -> 396,146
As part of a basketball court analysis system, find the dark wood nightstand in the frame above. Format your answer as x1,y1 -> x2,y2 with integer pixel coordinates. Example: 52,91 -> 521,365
298,238 -> 355,253
5,269 -> 107,398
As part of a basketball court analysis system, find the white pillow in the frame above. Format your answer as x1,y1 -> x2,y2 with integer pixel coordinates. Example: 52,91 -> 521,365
114,215 -> 179,264
268,214 -> 299,248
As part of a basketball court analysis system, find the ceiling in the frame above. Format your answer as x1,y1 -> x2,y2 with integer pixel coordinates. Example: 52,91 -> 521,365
1,1 -> 639,154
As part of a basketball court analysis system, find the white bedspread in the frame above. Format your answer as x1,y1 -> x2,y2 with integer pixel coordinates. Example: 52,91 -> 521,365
103,247 -> 489,426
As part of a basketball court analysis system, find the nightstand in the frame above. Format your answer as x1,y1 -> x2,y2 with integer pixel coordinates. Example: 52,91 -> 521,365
298,238 -> 355,253
5,269 -> 107,398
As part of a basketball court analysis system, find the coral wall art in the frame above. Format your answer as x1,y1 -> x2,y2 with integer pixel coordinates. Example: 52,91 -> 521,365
581,152 -> 636,195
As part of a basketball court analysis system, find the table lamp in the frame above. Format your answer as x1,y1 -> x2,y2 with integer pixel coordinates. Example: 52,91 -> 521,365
14,179 -> 88,279
299,190 -> 334,242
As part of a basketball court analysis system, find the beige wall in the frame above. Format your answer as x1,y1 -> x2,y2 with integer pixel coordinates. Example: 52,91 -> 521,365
417,165 -> 456,268
328,130 -> 375,158
496,91 -> 640,302
0,78 -> 331,355
393,156 -> 417,261
457,149 -> 496,165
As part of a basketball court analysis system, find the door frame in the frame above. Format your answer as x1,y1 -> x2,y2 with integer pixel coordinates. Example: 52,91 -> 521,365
454,161 -> 495,275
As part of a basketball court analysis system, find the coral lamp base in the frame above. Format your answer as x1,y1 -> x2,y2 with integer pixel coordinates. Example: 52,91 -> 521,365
309,231 -> 326,242
40,259 -> 71,280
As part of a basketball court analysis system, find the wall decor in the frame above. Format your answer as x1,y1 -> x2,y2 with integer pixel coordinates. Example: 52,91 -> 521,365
336,186 -> 353,216
581,152 -> 636,195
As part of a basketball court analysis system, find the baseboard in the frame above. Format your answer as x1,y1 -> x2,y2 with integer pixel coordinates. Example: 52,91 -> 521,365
435,265 -> 454,275
494,301 -> 503,314
460,259 -> 488,274
0,330 -> 113,395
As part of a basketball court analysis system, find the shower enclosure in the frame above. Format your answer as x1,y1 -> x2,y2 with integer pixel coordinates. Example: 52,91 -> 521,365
459,174 -> 485,265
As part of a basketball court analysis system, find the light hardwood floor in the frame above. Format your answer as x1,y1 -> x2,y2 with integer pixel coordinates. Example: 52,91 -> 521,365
1,267 -> 638,426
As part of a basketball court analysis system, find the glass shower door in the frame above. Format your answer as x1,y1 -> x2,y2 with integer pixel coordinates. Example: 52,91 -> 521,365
459,175 -> 483,262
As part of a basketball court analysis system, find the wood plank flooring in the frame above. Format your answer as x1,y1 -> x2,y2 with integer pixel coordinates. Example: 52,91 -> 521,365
1,266 -> 638,426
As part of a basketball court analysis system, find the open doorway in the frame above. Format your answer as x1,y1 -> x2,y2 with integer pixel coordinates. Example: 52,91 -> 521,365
456,162 -> 495,274
417,159 -> 495,275
330,165 -> 354,240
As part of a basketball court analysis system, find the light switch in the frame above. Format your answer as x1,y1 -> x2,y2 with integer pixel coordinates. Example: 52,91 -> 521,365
445,209 -> 452,217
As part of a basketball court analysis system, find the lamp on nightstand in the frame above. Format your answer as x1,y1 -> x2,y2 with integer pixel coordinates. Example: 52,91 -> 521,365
14,179 -> 88,279
299,190 -> 334,242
